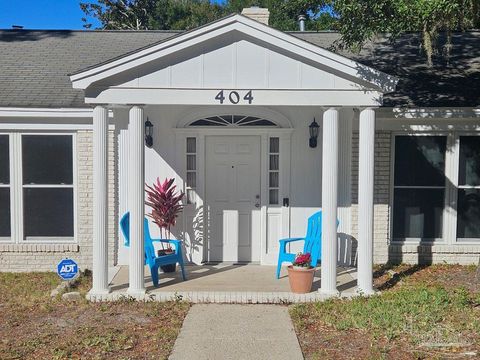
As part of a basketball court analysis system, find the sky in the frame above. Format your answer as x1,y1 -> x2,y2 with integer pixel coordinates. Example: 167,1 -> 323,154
0,0 -> 101,30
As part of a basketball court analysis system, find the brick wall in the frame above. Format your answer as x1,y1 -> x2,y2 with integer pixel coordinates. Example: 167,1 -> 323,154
0,130 -> 116,272
350,130 -> 480,265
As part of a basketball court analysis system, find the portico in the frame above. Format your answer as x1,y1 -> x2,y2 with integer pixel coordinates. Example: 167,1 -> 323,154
70,14 -> 397,299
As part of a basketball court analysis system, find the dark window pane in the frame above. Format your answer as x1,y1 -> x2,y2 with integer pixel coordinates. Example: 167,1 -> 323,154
187,172 -> 196,188
0,188 -> 10,237
246,119 -> 276,126
269,189 -> 279,205
270,137 -> 279,153
457,189 -> 480,238
269,155 -> 279,171
459,136 -> 480,186
394,136 -> 446,186
269,172 -> 279,187
187,155 -> 196,171
22,135 -> 73,185
190,119 -> 225,126
186,137 -> 196,153
393,188 -> 444,239
24,188 -> 73,237
0,135 -> 9,184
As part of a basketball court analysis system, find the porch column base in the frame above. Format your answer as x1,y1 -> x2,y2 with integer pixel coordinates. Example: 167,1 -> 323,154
319,289 -> 340,297
126,288 -> 147,297
87,288 -> 111,297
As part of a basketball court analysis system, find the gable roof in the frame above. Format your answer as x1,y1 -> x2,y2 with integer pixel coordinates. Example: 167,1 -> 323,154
69,14 -> 397,94
0,25 -> 479,108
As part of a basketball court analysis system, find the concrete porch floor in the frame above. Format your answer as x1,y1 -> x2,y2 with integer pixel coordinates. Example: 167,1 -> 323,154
94,264 -> 359,303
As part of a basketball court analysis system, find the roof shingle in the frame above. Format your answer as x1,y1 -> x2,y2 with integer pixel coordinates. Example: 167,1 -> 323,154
0,29 -> 479,108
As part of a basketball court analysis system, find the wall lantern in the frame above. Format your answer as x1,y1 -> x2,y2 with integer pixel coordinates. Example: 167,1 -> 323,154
309,117 -> 319,148
145,118 -> 154,148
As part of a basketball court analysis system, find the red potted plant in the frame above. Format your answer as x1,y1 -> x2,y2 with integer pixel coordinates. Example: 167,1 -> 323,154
145,177 -> 184,273
287,252 -> 315,293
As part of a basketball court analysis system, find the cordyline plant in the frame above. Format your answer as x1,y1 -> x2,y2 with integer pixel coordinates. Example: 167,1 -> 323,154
145,178 -> 184,249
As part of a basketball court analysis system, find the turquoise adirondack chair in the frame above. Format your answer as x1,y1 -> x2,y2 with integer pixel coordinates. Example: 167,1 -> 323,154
120,212 -> 186,287
276,211 -> 337,279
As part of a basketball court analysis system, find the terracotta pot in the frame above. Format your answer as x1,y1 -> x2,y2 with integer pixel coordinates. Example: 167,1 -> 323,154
287,265 -> 315,294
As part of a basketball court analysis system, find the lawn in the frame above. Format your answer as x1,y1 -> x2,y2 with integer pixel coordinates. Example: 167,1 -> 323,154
290,264 -> 480,359
0,272 -> 189,360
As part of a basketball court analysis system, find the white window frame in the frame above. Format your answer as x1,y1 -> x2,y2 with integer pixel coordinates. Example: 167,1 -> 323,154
0,132 -> 77,244
390,131 -> 480,245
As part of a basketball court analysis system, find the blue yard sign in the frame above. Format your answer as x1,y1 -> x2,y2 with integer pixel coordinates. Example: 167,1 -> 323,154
57,258 -> 78,280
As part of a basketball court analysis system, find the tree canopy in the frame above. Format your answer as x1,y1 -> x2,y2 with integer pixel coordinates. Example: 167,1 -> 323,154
80,0 -> 480,64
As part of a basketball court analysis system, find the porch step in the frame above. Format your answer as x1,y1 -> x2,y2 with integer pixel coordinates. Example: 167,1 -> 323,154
87,290 -> 358,303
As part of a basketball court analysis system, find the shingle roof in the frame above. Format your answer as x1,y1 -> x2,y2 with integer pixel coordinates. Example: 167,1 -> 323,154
1,29 -> 479,108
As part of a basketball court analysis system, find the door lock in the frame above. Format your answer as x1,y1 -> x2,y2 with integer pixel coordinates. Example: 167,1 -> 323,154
255,194 -> 260,208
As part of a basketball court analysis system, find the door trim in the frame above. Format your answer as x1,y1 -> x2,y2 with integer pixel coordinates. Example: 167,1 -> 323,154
174,127 -> 293,264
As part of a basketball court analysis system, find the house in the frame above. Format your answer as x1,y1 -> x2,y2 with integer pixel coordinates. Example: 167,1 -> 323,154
0,8 -> 479,298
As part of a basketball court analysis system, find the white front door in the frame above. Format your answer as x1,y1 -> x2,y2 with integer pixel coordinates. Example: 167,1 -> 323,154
206,136 -> 262,262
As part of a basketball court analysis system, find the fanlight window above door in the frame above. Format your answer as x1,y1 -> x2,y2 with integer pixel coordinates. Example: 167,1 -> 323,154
189,115 -> 278,127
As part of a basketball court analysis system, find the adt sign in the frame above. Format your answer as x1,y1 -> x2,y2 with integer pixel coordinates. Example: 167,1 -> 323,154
57,258 -> 78,280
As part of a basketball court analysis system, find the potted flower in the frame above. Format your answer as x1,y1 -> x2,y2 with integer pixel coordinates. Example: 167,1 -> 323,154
287,252 -> 315,293
145,177 -> 184,273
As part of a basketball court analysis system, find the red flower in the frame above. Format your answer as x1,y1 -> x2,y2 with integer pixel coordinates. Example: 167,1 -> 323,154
293,252 -> 311,267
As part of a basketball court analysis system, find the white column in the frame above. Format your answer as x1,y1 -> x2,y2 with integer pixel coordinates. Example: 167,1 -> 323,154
320,108 -> 339,296
90,105 -> 110,296
357,108 -> 376,294
127,106 -> 146,295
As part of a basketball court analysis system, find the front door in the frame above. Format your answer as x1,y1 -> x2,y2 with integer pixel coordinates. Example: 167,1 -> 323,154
206,136 -> 262,262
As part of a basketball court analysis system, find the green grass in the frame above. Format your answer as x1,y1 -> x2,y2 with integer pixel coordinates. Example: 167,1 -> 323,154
292,285 -> 479,343
290,265 -> 480,358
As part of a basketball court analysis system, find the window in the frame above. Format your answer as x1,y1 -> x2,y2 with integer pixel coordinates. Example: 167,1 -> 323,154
0,135 -> 10,239
186,137 -> 197,204
269,137 -> 280,205
22,135 -> 74,239
456,136 -> 480,240
189,115 -> 277,127
392,136 -> 446,240
0,133 -> 76,242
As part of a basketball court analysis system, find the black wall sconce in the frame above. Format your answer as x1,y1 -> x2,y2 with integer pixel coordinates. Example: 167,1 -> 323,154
309,117 -> 319,148
145,118 -> 154,148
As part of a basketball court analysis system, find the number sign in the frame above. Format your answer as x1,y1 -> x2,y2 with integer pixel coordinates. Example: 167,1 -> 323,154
215,90 -> 253,105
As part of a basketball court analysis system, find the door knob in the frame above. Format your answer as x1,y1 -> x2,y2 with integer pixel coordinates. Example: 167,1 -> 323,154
255,203 -> 260,208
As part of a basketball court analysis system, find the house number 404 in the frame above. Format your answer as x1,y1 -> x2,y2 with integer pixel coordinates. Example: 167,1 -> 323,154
215,90 -> 253,104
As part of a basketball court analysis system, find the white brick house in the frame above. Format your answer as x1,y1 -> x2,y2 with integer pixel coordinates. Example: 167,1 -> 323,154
0,9 -> 479,296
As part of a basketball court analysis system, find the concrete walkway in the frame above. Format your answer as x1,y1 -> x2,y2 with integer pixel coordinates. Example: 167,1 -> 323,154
169,304 -> 304,360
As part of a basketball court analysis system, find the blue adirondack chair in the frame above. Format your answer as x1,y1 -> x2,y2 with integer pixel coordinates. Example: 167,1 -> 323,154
120,212 -> 186,287
276,211 -> 335,279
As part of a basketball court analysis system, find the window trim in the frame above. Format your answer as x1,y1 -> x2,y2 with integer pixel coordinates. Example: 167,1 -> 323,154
390,132 -> 480,245
0,132 -> 77,244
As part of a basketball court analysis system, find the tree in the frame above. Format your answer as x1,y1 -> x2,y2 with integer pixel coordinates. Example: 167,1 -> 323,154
80,0 -> 226,30
80,0 -> 336,31
80,0 -> 156,29
332,0 -> 480,66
